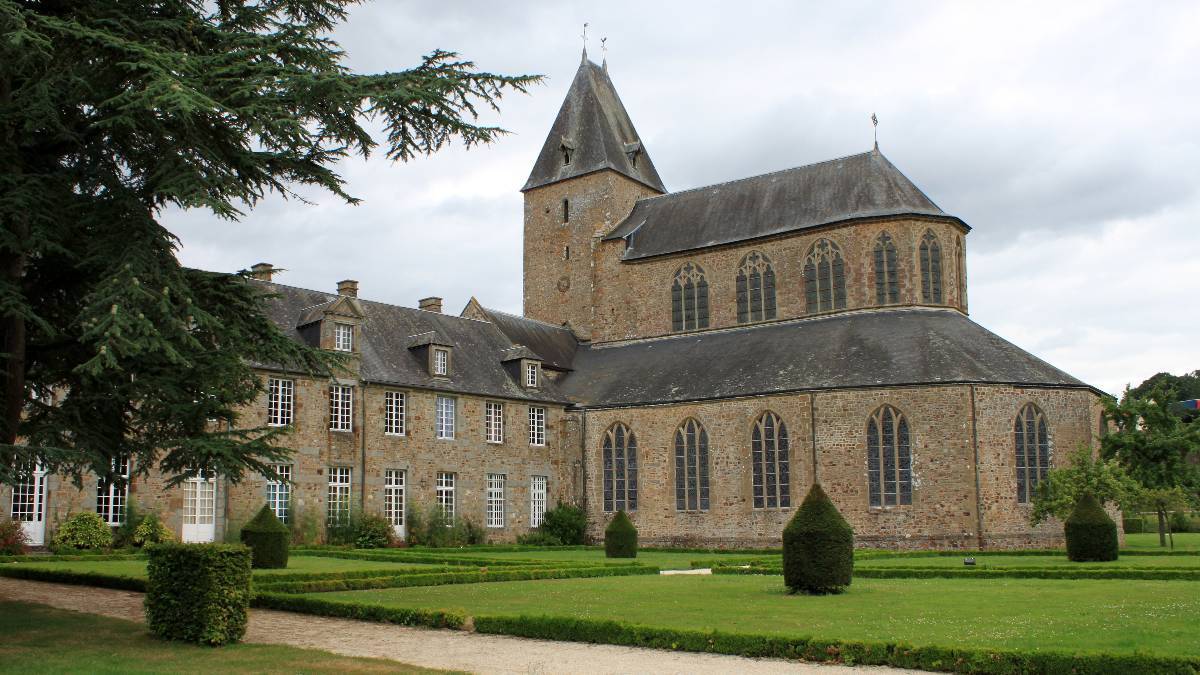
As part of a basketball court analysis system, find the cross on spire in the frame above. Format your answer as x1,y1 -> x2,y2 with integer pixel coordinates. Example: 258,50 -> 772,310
581,22 -> 589,61
871,112 -> 879,150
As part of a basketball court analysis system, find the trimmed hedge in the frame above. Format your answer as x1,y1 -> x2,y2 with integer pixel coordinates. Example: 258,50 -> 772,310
0,552 -> 144,563
783,484 -> 853,594
0,565 -> 147,591
240,505 -> 290,568
145,543 -> 252,645
255,563 -> 661,594
253,592 -> 464,629
710,564 -> 1200,581
471,614 -> 1200,674
604,511 -> 637,558
1065,494 -> 1119,562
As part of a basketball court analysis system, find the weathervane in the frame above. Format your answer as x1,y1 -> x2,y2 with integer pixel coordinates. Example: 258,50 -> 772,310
582,22 -> 589,53
871,112 -> 878,149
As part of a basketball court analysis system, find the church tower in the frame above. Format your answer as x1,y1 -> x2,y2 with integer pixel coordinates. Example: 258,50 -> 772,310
521,54 -> 666,340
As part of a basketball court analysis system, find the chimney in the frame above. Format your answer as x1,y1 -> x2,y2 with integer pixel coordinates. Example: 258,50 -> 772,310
419,296 -> 443,313
337,279 -> 358,298
249,262 -> 274,282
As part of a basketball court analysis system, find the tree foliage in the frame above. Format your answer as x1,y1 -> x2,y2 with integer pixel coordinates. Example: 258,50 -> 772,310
1129,370 -> 1200,404
1030,444 -> 1140,526
0,1 -> 538,486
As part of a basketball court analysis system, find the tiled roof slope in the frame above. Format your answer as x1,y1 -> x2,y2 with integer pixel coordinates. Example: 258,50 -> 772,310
252,280 -> 570,404
605,148 -> 960,260
473,306 -> 578,372
522,57 -> 666,193
556,308 -> 1096,408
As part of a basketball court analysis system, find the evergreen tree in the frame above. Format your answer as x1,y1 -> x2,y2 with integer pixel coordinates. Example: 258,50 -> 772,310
0,1 -> 537,487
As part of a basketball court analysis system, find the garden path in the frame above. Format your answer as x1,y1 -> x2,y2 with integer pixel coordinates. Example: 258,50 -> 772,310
0,578 -> 920,675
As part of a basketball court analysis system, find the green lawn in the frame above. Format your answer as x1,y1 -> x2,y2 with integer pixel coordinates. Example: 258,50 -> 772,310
418,548 -> 757,570
856,554 -> 1200,569
4,555 -> 439,579
0,601 -> 453,674
309,574 -> 1200,657
1123,532 -> 1200,551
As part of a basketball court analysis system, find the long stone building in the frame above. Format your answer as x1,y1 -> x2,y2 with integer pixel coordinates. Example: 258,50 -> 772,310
4,54 -> 1105,549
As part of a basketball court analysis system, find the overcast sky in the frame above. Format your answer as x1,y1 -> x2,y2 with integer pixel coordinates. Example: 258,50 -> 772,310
164,1 -> 1200,397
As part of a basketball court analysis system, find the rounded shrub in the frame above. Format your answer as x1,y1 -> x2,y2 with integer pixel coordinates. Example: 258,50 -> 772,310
133,513 -> 175,547
51,512 -> 113,552
604,510 -> 637,558
541,502 -> 588,545
0,518 -> 29,555
783,483 -> 854,594
354,513 -> 394,549
145,543 -> 251,645
239,505 -> 290,568
1065,493 -> 1118,562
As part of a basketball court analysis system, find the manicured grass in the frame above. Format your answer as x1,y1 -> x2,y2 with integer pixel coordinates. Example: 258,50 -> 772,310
0,601 -> 453,674
856,554 -> 1200,569
309,574 -> 1200,657
4,555 -> 439,579
420,547 -> 757,570
1124,532 -> 1200,551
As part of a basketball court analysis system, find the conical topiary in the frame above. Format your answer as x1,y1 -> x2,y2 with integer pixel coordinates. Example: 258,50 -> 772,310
783,483 -> 854,594
240,504 -> 290,568
604,510 -> 638,558
1064,493 -> 1118,562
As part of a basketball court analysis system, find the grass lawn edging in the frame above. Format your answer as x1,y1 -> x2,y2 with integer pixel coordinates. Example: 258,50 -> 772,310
470,614 -> 1200,675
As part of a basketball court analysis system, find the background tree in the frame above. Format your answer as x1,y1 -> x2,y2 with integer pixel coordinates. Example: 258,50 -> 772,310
1128,370 -> 1200,404
1101,384 -> 1200,546
1029,444 -> 1140,526
0,1 -> 538,486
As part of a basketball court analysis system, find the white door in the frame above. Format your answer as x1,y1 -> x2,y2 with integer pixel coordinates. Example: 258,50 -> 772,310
385,469 -> 406,539
182,473 -> 216,542
10,463 -> 47,545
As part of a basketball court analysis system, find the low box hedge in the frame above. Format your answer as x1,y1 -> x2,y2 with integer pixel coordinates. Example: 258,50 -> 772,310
471,613 -> 1200,674
145,543 -> 252,645
0,565 -> 147,591
709,564 -> 1200,581
252,592 -> 464,628
256,563 -> 661,594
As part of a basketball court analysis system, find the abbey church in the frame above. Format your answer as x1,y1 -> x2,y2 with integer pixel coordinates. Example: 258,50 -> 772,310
4,55 -> 1105,550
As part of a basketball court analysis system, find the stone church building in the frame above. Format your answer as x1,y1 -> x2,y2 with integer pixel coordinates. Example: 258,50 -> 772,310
4,55 -> 1104,550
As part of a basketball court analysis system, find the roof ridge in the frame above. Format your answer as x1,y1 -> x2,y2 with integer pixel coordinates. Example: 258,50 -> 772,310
631,149 -> 878,205
482,305 -> 573,331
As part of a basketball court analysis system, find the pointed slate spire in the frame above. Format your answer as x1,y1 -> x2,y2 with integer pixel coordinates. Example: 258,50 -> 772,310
522,59 -> 666,193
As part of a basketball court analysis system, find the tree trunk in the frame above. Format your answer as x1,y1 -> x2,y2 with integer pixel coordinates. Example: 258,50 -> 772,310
1157,508 -> 1168,547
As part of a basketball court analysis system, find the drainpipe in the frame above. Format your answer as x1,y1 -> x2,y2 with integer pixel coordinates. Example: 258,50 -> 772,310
360,382 -> 368,512
809,393 -> 819,485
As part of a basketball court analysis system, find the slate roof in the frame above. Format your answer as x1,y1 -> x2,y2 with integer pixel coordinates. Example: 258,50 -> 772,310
252,280 -> 570,404
556,308 -> 1097,408
605,148 -> 962,261
522,56 -> 666,193
471,306 -> 578,372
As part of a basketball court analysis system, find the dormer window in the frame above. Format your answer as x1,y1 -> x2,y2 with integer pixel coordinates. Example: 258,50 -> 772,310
561,144 -> 573,165
433,348 -> 449,376
525,362 -> 539,388
334,323 -> 353,352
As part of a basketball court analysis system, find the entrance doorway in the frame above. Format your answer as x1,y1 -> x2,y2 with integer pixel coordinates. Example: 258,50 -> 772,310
10,463 -> 47,545
182,472 -> 216,542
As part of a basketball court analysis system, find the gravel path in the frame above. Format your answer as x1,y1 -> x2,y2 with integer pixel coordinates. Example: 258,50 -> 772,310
0,577 -> 920,675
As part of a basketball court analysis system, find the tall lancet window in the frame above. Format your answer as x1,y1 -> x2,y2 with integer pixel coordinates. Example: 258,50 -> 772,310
1015,403 -> 1051,503
674,418 -> 710,511
736,251 -> 777,324
867,405 -> 912,507
920,230 -> 943,304
873,232 -> 900,305
804,239 -> 847,313
671,262 -> 710,332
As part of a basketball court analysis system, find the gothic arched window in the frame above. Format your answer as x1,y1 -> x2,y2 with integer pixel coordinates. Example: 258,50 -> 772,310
873,232 -> 899,305
671,262 -> 710,332
1015,403 -> 1051,503
804,239 -> 846,313
867,405 -> 912,507
955,236 -> 966,308
674,418 -> 710,511
919,230 -> 943,304
736,251 -> 777,323
602,423 -> 638,512
751,411 -> 791,508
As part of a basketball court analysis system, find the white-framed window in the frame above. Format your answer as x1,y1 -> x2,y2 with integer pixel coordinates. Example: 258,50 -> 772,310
327,466 -> 351,525
436,472 -> 455,520
526,363 -> 539,387
334,322 -> 353,352
329,384 -> 353,431
530,475 -> 548,528
96,457 -> 130,525
436,396 -> 456,439
485,401 -> 504,443
433,348 -> 449,375
486,473 -> 506,528
384,391 -> 406,436
529,406 -> 546,446
267,464 -> 291,523
384,469 -> 405,529
267,377 -> 294,426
